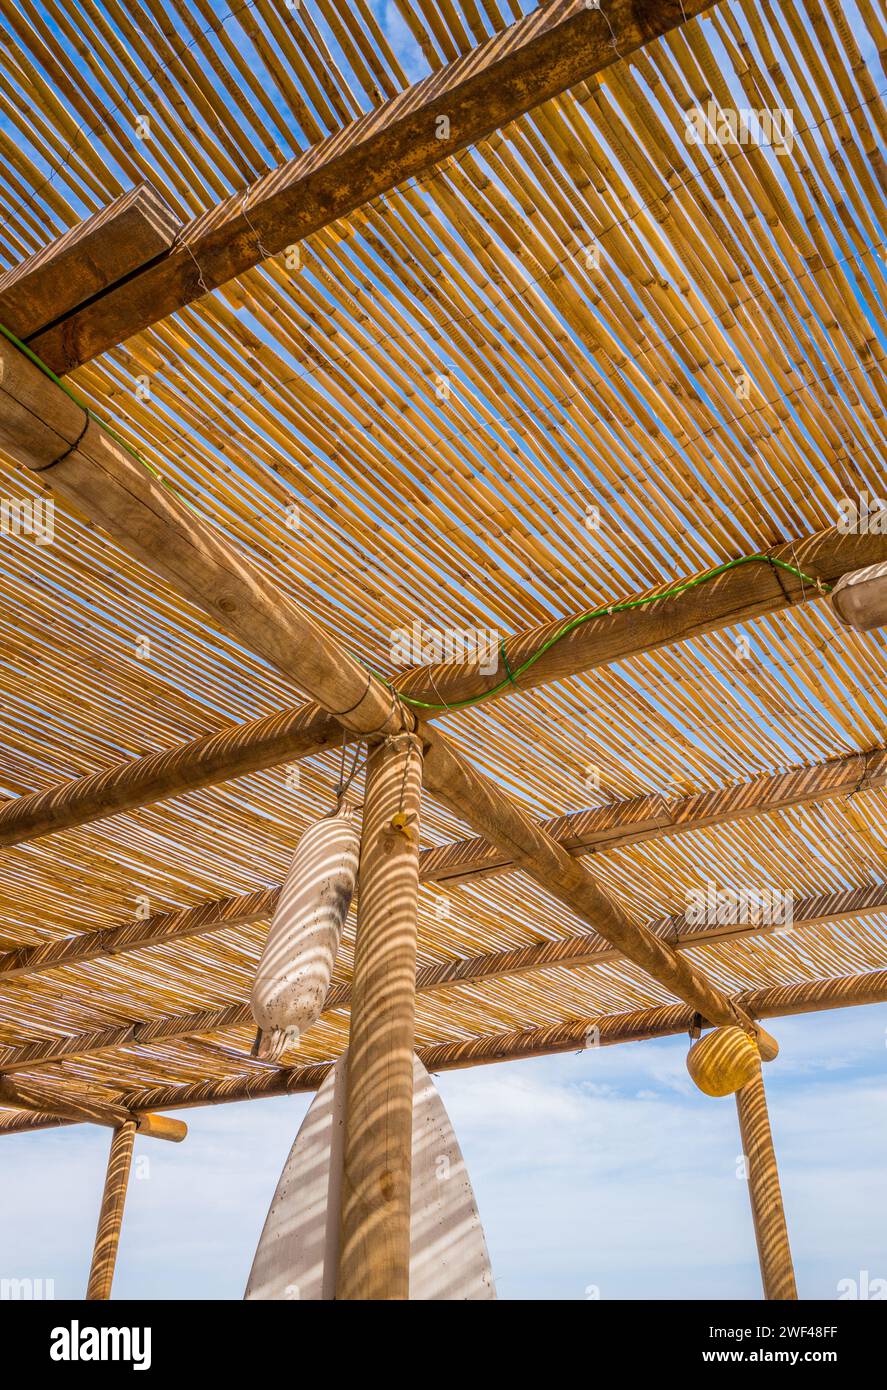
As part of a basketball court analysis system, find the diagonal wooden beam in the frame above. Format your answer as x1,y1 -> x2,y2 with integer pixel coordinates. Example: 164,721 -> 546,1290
0,332 -> 764,1042
2,749 -> 883,984
0,1074 -> 186,1139
0,537 -> 883,849
5,965 -> 886,1136
4,880 -> 883,1078
0,183 -> 181,341
27,0 -> 717,373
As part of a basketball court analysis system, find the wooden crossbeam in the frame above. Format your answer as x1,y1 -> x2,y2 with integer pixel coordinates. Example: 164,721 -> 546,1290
3,881 -> 883,1078
4,966 -> 886,1135
0,539 -> 883,850
2,751 -> 883,985
0,1074 -> 186,1139
0,184 -> 180,341
0,337 -> 769,1043
26,0 -> 716,374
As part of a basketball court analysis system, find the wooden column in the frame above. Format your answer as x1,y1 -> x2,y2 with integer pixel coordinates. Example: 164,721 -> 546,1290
86,1121 -> 137,1300
735,1063 -> 798,1300
337,734 -> 423,1300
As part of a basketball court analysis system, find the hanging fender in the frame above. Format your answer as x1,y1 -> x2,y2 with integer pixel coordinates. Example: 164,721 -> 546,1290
250,805 -> 360,1061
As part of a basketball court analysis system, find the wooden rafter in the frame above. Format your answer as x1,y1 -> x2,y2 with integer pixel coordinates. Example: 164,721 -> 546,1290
26,0 -> 717,374
0,183 -> 180,341
0,1073 -> 186,1140
4,965 -> 886,1136
2,880 -> 885,1079
2,749 -> 882,985
0,535 -> 883,850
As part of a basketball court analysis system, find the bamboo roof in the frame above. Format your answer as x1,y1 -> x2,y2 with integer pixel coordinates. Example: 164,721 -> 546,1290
0,0 -> 885,1113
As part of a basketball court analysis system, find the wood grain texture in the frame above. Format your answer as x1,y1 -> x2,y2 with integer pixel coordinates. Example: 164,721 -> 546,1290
735,1064 -> 798,1300
337,735 -> 423,1300
85,1121 -> 136,1301
0,184 -> 180,340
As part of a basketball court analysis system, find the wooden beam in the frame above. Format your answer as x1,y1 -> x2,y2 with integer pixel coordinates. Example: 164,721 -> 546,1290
3,879 -> 884,1078
0,1074 -> 186,1140
0,888 -> 278,982
0,335 -> 767,1049
338,735 -> 423,1300
3,757 -> 883,986
0,1074 -> 132,1128
27,0 -> 716,374
4,964 -> 885,1136
86,1121 -> 136,1301
0,184 -> 181,341
1,562 -> 883,850
0,706 -> 340,848
420,727 -> 773,1039
736,1064 -> 798,1300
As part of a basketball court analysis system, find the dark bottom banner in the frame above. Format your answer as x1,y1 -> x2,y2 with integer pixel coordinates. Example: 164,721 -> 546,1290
0,1298 -> 878,1375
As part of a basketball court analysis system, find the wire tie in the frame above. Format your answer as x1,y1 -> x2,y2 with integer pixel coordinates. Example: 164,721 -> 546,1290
500,640 -> 519,688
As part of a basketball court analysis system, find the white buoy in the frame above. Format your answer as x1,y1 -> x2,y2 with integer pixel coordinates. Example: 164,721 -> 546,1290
831,562 -> 887,631
250,806 -> 360,1061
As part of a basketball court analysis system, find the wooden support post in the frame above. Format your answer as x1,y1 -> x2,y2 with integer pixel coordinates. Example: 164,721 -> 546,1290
337,734 -> 423,1301
86,1121 -> 137,1300
735,1063 -> 798,1300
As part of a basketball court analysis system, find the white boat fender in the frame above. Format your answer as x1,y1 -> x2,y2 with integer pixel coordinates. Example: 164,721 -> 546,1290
250,804 -> 360,1061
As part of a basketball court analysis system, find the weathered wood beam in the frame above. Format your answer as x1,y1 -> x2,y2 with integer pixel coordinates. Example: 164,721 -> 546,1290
4,965 -> 884,1135
735,1063 -> 798,1300
0,184 -> 181,341
1,554 -> 883,851
6,880 -> 882,1078
0,888 -> 277,982
3,756 -> 883,985
420,728 -> 773,1038
85,1121 -> 137,1301
0,1074 -> 186,1139
338,735 -> 423,1300
27,0 -> 716,374
0,706 -> 340,848
0,336 -> 767,1047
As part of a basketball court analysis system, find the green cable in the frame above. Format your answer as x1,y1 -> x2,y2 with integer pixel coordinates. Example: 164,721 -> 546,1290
392,553 -> 832,712
1,321 -> 832,718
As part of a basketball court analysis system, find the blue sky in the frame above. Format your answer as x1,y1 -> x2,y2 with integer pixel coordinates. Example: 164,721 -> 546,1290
3,999 -> 886,1301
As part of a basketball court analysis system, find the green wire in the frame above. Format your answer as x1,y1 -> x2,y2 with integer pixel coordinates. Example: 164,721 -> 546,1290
1,321 -> 832,718
392,553 -> 832,712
